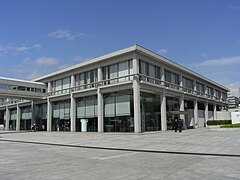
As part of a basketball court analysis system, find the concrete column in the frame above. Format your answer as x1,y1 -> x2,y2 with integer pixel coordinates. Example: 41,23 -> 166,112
179,95 -> 186,129
31,101 -> 36,125
204,102 -> 208,127
161,90 -> 167,131
97,67 -> 104,133
48,82 -> 52,93
160,67 -> 165,86
97,89 -> 104,133
70,94 -> 76,132
5,107 -> 10,131
98,66 -> 103,86
179,74 -> 183,90
16,104 -> 21,131
71,75 -> 75,91
193,98 -> 198,128
193,80 -> 197,94
213,103 -> 217,120
133,54 -> 141,133
47,98 -> 52,132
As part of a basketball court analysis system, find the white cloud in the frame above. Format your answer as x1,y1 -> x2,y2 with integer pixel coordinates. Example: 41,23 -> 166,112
0,43 -> 41,55
226,81 -> 240,97
35,57 -> 58,66
32,44 -> 42,50
48,29 -> 86,40
15,46 -> 30,52
231,6 -> 240,11
196,56 -> 240,66
158,49 -> 168,55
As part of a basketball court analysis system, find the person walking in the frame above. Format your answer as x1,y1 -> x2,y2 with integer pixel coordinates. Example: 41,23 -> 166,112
173,118 -> 178,132
178,119 -> 183,132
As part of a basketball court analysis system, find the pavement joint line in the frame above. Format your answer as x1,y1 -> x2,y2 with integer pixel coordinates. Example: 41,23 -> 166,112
0,138 -> 240,158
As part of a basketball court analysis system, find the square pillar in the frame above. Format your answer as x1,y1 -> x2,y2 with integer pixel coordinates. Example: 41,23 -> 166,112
97,89 -> 104,133
204,102 -> 208,127
161,67 -> 165,86
213,103 -> 217,120
161,90 -> 167,131
179,95 -> 186,129
16,104 -> 21,131
5,107 -> 10,131
133,54 -> 141,133
31,101 -> 36,125
70,94 -> 76,132
193,98 -> 198,128
47,99 -> 52,132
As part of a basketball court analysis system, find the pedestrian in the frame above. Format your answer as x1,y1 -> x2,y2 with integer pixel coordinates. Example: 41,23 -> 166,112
178,119 -> 183,132
173,118 -> 178,132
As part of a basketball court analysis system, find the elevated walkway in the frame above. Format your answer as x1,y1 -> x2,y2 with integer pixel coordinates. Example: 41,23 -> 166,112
0,77 -> 47,101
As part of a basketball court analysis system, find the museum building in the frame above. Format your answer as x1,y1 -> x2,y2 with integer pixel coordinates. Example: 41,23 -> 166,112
0,45 -> 229,133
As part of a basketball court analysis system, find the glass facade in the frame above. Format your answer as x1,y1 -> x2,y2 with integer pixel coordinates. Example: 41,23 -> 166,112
52,100 -> 70,131
196,82 -> 205,95
75,69 -> 98,90
76,96 -> 98,132
141,92 -> 161,132
21,106 -> 32,130
166,97 -> 180,130
10,109 -> 17,130
103,60 -> 133,85
164,70 -> 180,88
207,86 -> 214,97
139,60 -> 161,83
51,77 -> 71,95
35,104 -> 47,131
182,77 -> 194,93
104,91 -> 134,132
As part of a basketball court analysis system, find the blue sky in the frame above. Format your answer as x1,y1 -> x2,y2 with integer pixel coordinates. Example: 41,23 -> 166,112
0,0 -> 240,96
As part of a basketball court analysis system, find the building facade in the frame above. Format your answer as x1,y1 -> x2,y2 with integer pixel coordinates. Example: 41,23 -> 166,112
0,45 -> 229,133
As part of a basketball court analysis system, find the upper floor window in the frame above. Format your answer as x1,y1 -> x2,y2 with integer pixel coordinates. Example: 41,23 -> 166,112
215,90 -> 221,100
164,70 -> 179,85
182,77 -> 193,91
75,69 -> 98,90
51,77 -> 71,94
139,60 -> 160,83
222,92 -> 227,101
196,82 -> 205,94
207,86 -> 214,97
103,59 -> 133,85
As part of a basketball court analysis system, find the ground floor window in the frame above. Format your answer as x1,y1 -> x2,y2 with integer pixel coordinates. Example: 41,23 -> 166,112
141,92 -> 161,132
52,100 -> 70,131
76,96 -> 98,132
9,120 -> 16,130
166,97 -> 180,130
21,106 -> 32,130
104,91 -> 134,132
35,104 -> 47,131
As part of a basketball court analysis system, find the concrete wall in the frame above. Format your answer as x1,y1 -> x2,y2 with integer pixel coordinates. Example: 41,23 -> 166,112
208,111 -> 214,120
216,111 -> 231,120
198,110 -> 205,128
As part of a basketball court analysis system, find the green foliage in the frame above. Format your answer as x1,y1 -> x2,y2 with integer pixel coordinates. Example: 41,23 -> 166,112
207,120 -> 231,126
220,124 -> 240,128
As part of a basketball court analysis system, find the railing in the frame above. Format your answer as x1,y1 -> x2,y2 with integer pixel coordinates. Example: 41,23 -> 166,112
46,73 -> 227,104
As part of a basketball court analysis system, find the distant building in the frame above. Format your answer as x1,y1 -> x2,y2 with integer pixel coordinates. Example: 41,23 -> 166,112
228,96 -> 239,109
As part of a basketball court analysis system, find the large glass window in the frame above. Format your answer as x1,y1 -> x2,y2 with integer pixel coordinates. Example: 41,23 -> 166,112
164,70 -> 179,88
103,60 -> 133,85
196,82 -> 205,95
139,60 -> 161,83
207,86 -> 214,97
9,109 -> 17,130
215,90 -> 221,100
183,77 -> 194,93
104,91 -> 134,132
21,107 -> 32,130
35,104 -> 47,131
141,92 -> 161,132
51,77 -> 71,95
76,96 -> 98,132
75,69 -> 97,90
52,100 -> 70,131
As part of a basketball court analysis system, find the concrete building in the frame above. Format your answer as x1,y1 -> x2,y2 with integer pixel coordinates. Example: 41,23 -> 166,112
228,96 -> 239,109
0,45 -> 229,133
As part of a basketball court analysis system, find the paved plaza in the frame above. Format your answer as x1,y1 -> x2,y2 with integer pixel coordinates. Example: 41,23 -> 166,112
0,128 -> 240,179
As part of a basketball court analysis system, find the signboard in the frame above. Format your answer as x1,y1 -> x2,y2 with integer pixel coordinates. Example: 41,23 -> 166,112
231,112 -> 240,124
